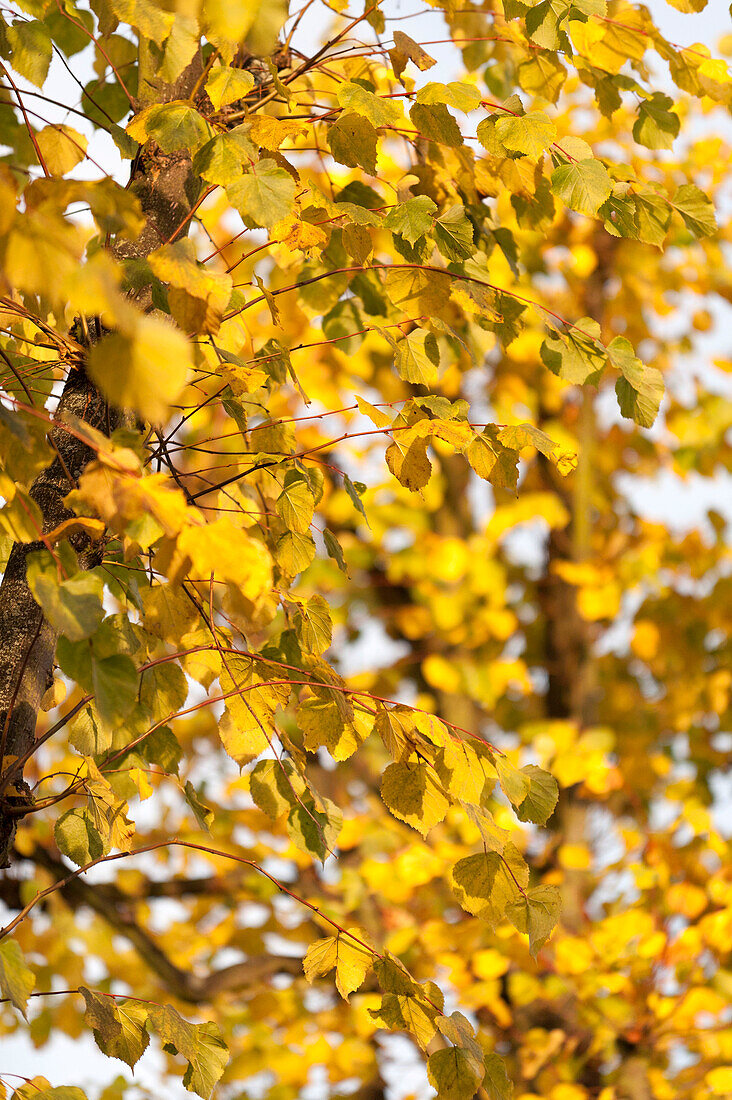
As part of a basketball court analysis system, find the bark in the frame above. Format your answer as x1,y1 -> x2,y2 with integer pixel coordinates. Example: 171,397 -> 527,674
0,341 -> 124,863
0,54 -> 203,867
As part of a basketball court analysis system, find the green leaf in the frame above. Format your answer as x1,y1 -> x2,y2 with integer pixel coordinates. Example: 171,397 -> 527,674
380,761 -> 449,836
0,939 -> 35,1017
276,470 -> 315,534
369,990 -> 438,1049
416,81 -> 481,111
495,756 -> 530,805
287,792 -> 342,862
55,807 -> 107,867
514,765 -> 559,825
68,704 -> 112,757
80,987 -> 149,1069
140,726 -> 181,775
26,554 -> 105,643
147,1005 -> 228,1098
7,20 -> 52,86
275,530 -> 317,575
394,329 -> 440,384
205,65 -> 255,109
609,336 -> 664,428
126,102 -> 211,153
92,654 -> 138,728
227,160 -> 297,227
551,159 -> 612,216
193,127 -> 258,186
488,289 -> 527,348
450,844 -> 529,924
410,102 -> 463,147
495,110 -> 556,158
505,884 -> 562,954
295,594 -> 332,655
437,1011 -> 484,1063
540,318 -> 606,385
250,758 -> 302,819
303,929 -> 373,999
183,780 -> 214,832
672,184 -> 717,238
633,93 -> 680,150
343,474 -> 368,522
434,205 -> 474,261
374,954 -> 417,995
329,112 -> 378,174
383,196 -> 437,245
482,1053 -> 512,1100
427,1047 -> 483,1100
337,83 -> 404,127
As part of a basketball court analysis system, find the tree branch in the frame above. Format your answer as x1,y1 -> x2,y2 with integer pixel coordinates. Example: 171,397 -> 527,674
28,844 -> 303,1003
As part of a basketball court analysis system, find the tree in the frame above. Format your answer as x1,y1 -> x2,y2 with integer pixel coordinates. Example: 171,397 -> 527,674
0,0 -> 730,1095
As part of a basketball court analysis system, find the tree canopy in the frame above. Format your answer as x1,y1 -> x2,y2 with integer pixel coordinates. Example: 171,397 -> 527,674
0,0 -> 730,1096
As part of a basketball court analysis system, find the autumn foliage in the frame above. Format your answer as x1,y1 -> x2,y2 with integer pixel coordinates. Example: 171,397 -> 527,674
0,0 -> 730,1097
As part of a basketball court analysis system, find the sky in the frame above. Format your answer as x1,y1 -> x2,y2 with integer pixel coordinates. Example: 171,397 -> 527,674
0,0 -> 730,1094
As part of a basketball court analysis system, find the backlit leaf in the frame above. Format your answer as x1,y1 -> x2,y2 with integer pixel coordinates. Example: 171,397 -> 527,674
87,319 -> 192,424
80,987 -> 149,1069
0,940 -> 35,1017
609,336 -> 664,427
495,110 -> 556,158
337,83 -> 404,127
551,159 -> 613,215
380,761 -> 449,836
147,1005 -> 228,1098
672,184 -> 717,238
505,884 -> 562,954
450,844 -> 529,924
329,113 -> 378,174
304,930 -> 373,999
427,1047 -> 483,1100
227,160 -> 297,227
205,65 -> 255,109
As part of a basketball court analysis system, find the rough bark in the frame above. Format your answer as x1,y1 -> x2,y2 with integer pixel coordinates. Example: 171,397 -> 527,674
0,54 -> 203,867
0,350 -> 124,862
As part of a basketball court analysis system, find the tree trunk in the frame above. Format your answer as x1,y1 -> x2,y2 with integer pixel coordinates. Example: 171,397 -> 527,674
538,234 -> 615,928
0,53 -> 203,867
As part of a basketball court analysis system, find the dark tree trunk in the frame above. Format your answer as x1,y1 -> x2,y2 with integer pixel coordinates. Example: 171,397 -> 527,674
0,54 -> 203,867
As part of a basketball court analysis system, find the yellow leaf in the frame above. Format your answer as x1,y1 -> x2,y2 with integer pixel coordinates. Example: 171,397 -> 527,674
177,519 -> 272,600
706,1068 -> 732,1095
247,115 -> 306,149
35,125 -> 87,176
304,930 -> 373,999
380,761 -> 449,836
87,317 -> 192,424
205,65 -> 255,109
631,621 -> 659,661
